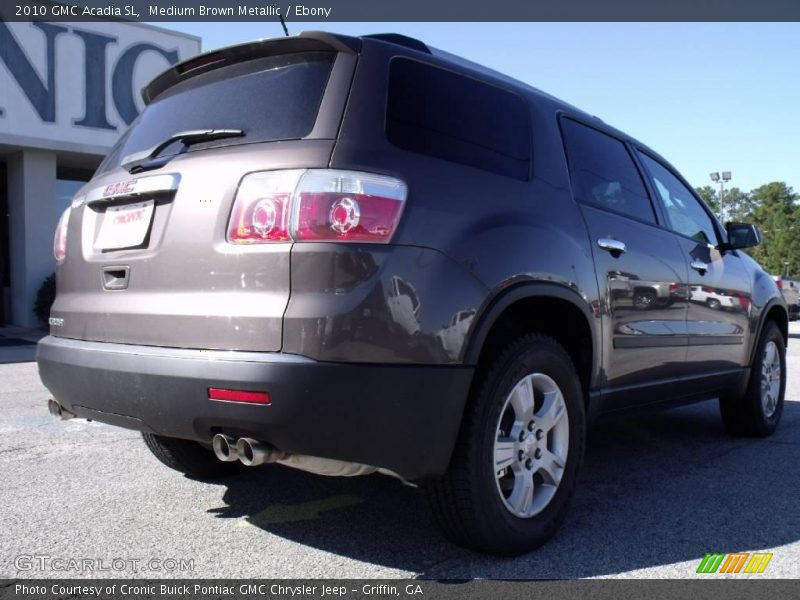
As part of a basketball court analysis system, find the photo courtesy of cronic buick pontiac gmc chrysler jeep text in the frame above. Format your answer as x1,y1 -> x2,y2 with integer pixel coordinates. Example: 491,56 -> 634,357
37,32 -> 788,555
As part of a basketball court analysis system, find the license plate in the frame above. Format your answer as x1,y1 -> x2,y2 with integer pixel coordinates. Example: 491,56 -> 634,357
94,200 -> 155,251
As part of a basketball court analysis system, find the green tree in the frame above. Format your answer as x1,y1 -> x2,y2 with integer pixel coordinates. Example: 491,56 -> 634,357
748,182 -> 800,277
695,185 -> 719,214
721,187 -> 756,223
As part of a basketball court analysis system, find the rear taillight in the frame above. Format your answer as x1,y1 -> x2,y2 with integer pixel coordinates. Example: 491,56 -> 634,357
228,170 -> 407,244
53,207 -> 71,262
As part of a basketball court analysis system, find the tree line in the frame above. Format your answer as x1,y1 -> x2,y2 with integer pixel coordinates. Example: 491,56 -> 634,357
695,182 -> 798,278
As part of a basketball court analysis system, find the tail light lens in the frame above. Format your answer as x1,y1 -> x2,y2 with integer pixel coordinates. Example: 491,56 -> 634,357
228,170 -> 407,244
53,207 -> 71,262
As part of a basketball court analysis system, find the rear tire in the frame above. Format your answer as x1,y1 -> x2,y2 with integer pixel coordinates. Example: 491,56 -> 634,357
719,321 -> 785,437
142,433 -> 244,479
426,333 -> 585,555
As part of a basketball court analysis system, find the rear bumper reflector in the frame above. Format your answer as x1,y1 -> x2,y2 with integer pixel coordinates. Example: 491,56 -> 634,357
208,388 -> 271,404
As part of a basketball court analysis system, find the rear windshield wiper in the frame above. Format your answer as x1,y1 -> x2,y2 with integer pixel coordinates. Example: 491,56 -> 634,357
121,129 -> 244,173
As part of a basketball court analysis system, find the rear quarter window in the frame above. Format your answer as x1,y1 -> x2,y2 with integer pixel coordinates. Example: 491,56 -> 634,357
386,58 -> 531,181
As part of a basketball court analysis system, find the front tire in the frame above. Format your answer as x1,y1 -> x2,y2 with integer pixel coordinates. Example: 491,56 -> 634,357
142,433 -> 244,479
426,333 -> 585,555
720,321 -> 786,437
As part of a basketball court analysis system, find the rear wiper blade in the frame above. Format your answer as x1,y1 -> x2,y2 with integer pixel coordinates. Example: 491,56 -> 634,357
121,129 -> 244,172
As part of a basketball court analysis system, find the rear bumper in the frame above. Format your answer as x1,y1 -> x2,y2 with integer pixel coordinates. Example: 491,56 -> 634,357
37,336 -> 473,480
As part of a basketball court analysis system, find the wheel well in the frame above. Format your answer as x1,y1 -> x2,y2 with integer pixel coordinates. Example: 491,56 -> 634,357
764,304 -> 789,345
474,297 -> 593,400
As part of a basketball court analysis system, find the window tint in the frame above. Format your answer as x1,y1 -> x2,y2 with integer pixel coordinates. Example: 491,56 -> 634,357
386,58 -> 531,181
638,154 -> 718,245
97,52 -> 334,174
561,119 -> 655,223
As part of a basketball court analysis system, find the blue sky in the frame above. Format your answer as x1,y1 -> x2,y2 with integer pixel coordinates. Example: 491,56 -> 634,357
158,23 -> 799,194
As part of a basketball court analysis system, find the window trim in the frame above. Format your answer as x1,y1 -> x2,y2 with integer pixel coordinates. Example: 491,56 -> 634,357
634,147 -> 724,247
557,113 -> 661,228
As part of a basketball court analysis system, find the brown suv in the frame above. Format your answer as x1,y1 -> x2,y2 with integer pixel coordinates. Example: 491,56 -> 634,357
38,32 -> 788,555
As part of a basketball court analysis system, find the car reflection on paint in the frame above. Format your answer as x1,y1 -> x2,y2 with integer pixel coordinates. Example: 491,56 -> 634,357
607,270 -> 688,310
690,285 -> 750,312
436,309 -> 476,360
387,276 -> 421,335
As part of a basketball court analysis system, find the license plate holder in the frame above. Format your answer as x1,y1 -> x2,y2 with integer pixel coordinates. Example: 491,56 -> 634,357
94,200 -> 155,251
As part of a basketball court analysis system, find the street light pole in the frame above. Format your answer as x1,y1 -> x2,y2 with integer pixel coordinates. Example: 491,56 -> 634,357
710,171 -> 732,223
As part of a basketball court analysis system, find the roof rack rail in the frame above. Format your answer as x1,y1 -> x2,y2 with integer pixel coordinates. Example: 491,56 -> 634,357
363,33 -> 430,54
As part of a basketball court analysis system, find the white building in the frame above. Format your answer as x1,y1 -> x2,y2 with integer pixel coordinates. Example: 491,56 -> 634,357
0,20 -> 200,326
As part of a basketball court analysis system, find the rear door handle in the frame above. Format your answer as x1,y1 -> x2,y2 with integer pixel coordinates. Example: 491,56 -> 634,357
690,260 -> 708,275
597,238 -> 626,256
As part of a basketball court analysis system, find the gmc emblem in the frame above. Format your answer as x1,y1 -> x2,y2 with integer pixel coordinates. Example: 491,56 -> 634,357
103,180 -> 138,197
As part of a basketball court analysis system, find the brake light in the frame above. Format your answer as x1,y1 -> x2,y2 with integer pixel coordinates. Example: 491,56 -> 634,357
227,170 -> 407,244
53,207 -> 71,262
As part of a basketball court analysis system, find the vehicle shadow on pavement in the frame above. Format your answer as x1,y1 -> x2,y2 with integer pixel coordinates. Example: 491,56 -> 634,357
211,398 -> 800,578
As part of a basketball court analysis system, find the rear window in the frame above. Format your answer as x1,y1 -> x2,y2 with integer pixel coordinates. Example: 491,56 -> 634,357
386,58 -> 531,181
97,52 -> 335,174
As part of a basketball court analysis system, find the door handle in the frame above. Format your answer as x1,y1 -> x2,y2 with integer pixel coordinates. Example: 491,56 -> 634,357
597,238 -> 626,256
690,260 -> 708,275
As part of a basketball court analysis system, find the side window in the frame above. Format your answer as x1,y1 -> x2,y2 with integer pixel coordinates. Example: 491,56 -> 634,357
386,58 -> 531,181
561,119 -> 656,223
638,153 -> 718,245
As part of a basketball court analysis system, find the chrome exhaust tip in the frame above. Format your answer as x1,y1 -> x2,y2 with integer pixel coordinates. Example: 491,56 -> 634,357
236,437 -> 277,467
47,399 -> 73,420
212,434 -> 239,462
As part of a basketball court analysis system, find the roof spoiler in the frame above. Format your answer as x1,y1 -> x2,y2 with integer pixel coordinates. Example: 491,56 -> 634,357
141,31 -> 361,105
363,33 -> 430,54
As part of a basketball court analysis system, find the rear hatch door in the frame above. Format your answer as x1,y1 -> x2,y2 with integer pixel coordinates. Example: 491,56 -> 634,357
51,42 -> 356,351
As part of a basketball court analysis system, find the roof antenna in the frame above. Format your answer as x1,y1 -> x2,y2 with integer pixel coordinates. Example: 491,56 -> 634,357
279,14 -> 290,36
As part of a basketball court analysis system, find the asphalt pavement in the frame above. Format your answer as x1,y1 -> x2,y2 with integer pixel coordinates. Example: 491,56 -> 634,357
1,323 -> 799,579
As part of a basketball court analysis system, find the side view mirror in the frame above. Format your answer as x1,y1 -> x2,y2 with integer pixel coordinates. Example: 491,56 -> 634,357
724,222 -> 762,250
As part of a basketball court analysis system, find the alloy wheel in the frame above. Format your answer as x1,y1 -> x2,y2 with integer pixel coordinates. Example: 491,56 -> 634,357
493,373 -> 569,518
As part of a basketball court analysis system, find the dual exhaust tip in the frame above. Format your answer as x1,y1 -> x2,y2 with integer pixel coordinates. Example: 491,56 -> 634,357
212,434 -> 284,467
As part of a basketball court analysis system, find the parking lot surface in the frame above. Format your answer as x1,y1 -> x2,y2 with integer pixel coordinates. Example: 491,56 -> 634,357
1,323 -> 799,579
